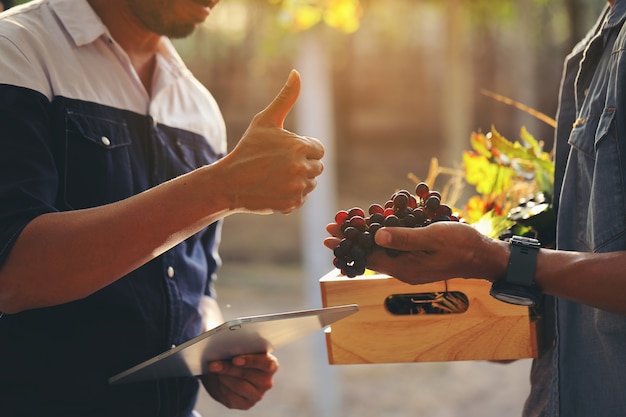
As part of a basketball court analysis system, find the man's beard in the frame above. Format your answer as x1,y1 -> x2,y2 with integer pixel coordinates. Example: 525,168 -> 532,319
127,0 -> 197,39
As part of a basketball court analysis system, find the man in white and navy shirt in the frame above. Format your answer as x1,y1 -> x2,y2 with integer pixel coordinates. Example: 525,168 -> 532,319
0,1 -> 325,416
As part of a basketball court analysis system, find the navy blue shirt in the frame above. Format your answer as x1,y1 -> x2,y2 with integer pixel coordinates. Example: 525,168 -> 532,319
0,1 -> 226,416
525,2 -> 626,416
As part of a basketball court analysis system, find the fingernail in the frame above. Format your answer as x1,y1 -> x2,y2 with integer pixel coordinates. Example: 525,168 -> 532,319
208,362 -> 223,372
376,229 -> 391,245
232,357 -> 246,366
286,69 -> 298,87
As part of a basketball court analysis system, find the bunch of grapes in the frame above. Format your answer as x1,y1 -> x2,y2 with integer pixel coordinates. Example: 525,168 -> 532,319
332,182 -> 460,277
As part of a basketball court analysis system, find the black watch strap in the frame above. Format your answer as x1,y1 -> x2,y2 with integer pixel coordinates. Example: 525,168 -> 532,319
489,235 -> 541,306
506,235 -> 540,287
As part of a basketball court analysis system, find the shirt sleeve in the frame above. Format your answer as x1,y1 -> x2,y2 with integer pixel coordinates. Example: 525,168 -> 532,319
0,85 -> 59,266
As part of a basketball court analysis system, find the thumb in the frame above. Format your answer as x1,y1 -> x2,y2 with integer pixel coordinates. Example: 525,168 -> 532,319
254,69 -> 301,128
375,227 -> 418,251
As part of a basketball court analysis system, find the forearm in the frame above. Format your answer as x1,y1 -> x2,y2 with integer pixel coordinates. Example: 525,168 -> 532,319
535,249 -> 626,316
0,165 -> 230,313
364,223 -> 626,316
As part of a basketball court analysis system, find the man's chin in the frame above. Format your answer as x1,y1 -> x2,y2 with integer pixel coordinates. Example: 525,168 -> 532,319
165,22 -> 198,39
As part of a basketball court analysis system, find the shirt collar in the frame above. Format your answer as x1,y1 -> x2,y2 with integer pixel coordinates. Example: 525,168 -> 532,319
606,0 -> 626,30
47,0 -> 186,79
48,0 -> 109,46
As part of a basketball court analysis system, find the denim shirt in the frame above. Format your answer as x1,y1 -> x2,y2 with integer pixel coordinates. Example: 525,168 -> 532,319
524,2 -> 626,416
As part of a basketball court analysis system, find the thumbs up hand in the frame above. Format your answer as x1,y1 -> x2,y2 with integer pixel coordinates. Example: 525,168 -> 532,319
215,70 -> 325,214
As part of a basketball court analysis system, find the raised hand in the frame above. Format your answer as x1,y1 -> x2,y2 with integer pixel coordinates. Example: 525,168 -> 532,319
216,70 -> 325,214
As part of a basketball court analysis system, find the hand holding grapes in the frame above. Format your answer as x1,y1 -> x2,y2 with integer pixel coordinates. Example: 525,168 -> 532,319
369,222 -> 509,285
324,183 -> 510,284
326,220 -> 508,284
214,70 -> 325,214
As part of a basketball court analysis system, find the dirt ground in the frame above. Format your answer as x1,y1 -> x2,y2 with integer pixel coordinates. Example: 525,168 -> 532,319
193,263 -> 532,417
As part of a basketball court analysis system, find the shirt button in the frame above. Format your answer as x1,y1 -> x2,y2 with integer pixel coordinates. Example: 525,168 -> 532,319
101,136 -> 111,146
167,266 -> 175,278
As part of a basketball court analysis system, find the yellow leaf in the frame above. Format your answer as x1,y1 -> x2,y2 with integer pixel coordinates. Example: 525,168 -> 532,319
293,6 -> 323,30
463,151 -> 513,195
469,131 -> 492,158
471,210 -> 516,239
324,0 -> 363,33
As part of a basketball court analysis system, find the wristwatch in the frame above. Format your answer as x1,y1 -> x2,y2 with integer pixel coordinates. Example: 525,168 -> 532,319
489,235 -> 541,306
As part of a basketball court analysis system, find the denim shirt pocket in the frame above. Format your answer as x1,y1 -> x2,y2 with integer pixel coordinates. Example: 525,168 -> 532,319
63,111 -> 134,210
568,108 -> 626,251
174,131 -> 221,172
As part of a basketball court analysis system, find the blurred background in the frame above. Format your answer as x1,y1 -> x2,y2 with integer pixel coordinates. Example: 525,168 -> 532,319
4,0 -> 604,415
174,0 -> 604,263
171,1 -> 605,416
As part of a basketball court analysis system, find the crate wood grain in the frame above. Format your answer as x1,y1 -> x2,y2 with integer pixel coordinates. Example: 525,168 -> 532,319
320,269 -> 539,364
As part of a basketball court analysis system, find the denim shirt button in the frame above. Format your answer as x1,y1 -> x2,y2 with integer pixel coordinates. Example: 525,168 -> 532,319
167,266 -> 175,278
100,136 -> 111,146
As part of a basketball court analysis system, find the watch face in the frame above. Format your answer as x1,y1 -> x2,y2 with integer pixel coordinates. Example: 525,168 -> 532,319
489,280 -> 539,306
491,291 -> 536,306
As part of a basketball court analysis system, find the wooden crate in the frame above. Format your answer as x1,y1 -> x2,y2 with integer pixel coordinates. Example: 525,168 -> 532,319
320,269 -> 540,364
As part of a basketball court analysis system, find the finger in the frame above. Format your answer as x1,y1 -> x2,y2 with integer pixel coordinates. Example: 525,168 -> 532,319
299,178 -> 317,201
324,236 -> 340,250
254,69 -> 301,128
223,353 -> 279,373
221,377 -> 271,410
211,376 -> 264,411
305,158 -> 324,178
302,136 -> 325,160
326,223 -> 342,238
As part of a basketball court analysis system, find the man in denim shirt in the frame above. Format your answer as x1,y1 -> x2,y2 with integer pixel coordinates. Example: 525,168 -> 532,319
0,0 -> 324,416
326,0 -> 626,415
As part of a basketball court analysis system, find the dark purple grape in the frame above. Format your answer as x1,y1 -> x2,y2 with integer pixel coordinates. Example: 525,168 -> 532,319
425,195 -> 441,213
428,190 -> 442,200
413,208 -> 426,225
415,182 -> 429,199
348,215 -> 367,231
369,212 -> 385,225
358,231 -> 374,249
333,238 -> 352,257
403,213 -> 417,227
436,204 -> 453,217
368,222 -> 382,236
393,193 -> 409,209
343,226 -> 361,241
395,207 -> 411,219
384,215 -> 401,227
348,244 -> 366,260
